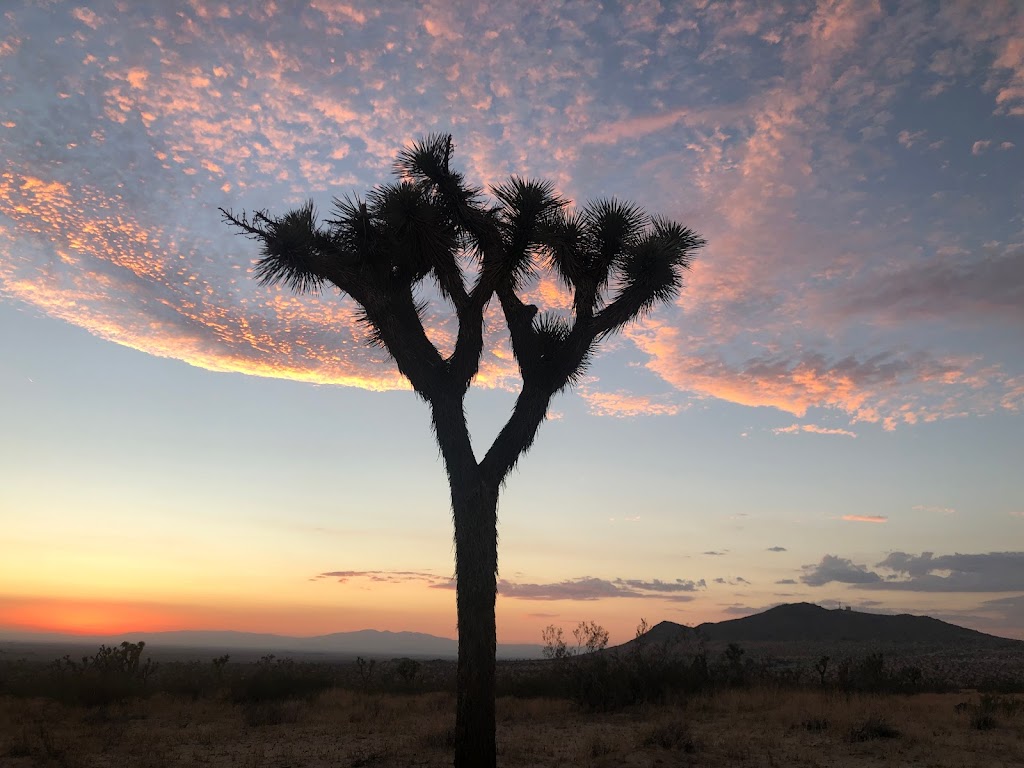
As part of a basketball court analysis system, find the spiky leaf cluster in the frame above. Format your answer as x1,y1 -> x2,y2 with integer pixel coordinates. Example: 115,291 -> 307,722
223,134 -> 704,460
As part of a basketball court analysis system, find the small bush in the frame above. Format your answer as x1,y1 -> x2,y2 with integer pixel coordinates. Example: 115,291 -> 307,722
801,717 -> 829,732
848,715 -> 900,742
421,725 -> 456,750
970,712 -> 998,731
242,700 -> 303,727
394,658 -> 421,688
642,720 -> 699,752
978,693 -> 1023,716
588,732 -> 615,757
230,655 -> 333,704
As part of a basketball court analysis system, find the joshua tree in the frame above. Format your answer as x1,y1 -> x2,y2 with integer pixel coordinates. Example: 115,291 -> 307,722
222,134 -> 704,767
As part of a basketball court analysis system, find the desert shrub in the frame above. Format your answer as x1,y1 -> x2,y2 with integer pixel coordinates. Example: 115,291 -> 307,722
242,699 -> 303,727
12,642 -> 158,707
355,656 -> 377,689
960,693 -> 1024,730
847,715 -> 900,742
421,724 -> 457,750
977,676 -> 1024,693
230,655 -> 334,704
394,658 -> 421,688
587,732 -> 615,757
716,643 -> 748,687
4,727 -> 32,758
831,653 -> 938,695
801,717 -> 829,732
641,719 -> 699,752
156,658 -> 231,700
970,711 -> 998,730
978,693 -> 1024,716
539,620 -> 713,711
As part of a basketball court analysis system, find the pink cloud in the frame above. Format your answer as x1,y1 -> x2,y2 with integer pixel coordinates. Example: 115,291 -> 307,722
841,515 -> 888,524
578,390 -> 682,419
2,0 -> 1020,438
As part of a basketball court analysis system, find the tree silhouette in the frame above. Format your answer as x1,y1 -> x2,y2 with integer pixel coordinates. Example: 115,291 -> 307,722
222,134 -> 704,767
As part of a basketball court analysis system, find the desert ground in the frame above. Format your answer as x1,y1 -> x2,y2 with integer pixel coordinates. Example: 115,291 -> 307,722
2,679 -> 1023,767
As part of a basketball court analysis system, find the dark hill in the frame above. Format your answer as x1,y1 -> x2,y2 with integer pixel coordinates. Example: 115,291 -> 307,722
619,603 -> 1021,653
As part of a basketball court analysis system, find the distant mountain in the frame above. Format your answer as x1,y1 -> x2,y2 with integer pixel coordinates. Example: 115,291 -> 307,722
620,602 -> 1021,652
0,628 -> 544,660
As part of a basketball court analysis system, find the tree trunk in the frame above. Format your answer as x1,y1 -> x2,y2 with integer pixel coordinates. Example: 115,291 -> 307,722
451,478 -> 499,768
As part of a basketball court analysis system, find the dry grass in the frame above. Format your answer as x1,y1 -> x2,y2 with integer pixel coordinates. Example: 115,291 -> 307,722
1,687 -> 1022,767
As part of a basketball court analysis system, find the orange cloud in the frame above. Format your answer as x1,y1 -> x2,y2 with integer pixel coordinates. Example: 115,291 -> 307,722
578,390 -> 682,418
2,0 -> 1019,434
625,316 -> 1017,429
309,1 -> 369,26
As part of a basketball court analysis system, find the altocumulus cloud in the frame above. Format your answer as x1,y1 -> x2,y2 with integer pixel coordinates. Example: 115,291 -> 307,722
2,1 -> 1023,430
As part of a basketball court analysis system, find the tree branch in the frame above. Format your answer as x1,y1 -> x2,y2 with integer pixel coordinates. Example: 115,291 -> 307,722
480,384 -> 553,487
360,282 -> 446,396
496,283 -> 539,379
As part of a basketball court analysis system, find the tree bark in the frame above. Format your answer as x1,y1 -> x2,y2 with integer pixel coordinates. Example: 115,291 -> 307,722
451,477 -> 499,768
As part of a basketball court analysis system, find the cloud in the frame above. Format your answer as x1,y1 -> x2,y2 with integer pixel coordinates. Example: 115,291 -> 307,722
712,576 -> 750,586
897,129 -> 927,148
314,570 -> 443,585
767,546 -> 787,552
972,140 -> 992,155
720,605 -> 760,617
841,515 -> 888,523
703,551 -> 726,556
627,319 -> 1012,429
1,0 -> 1021,439
773,423 -> 857,438
978,595 -> 1024,625
868,551 -> 1024,592
775,578 -> 797,584
583,108 -> 690,145
615,578 -> 707,593
801,555 -> 883,586
833,242 -> 1024,325
801,552 -> 1024,592
432,575 -> 706,602
912,504 -> 955,515
578,389 -> 682,418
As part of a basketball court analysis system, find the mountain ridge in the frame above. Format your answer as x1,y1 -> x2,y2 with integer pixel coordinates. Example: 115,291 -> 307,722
625,602 -> 1021,652
3,603 -> 1020,660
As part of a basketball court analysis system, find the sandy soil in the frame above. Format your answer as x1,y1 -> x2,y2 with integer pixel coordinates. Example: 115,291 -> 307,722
2,687 -> 1023,767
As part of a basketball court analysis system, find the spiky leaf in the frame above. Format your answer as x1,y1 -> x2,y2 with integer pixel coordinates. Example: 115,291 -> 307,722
252,201 -> 325,293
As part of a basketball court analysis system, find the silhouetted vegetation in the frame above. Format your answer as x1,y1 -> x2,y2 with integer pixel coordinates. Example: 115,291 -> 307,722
1,626 -> 1021,717
222,133 -> 704,768
3,619 -> 1023,767
0,641 -> 156,707
847,715 -> 900,742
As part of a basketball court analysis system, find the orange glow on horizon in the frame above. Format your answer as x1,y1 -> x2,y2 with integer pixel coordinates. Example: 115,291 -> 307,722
0,593 -> 462,640
2,597 -> 189,636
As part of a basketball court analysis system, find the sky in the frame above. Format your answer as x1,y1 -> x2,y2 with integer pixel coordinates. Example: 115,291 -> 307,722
1,0 -> 1023,645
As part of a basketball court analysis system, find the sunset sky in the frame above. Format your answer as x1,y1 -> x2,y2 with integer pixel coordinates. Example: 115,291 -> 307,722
1,0 -> 1023,645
